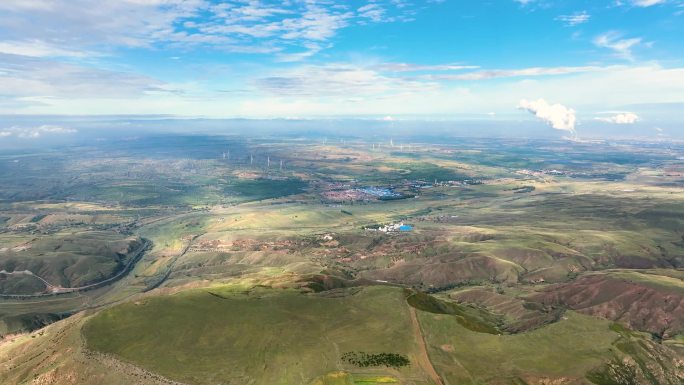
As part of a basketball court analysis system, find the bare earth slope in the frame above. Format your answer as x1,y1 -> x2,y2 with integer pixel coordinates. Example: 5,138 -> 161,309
530,271 -> 684,338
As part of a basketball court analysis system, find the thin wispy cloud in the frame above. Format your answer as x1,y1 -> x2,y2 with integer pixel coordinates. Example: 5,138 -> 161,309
556,11 -> 591,26
0,54 -> 173,99
613,0 -> 668,7
256,63 -> 439,97
425,66 -> 603,81
631,0 -> 667,7
0,40 -> 92,58
254,63 -> 609,98
358,3 -> 387,23
357,2 -> 415,23
0,0 -> 206,49
374,63 -> 480,72
0,0 -> 418,61
594,32 -> 642,60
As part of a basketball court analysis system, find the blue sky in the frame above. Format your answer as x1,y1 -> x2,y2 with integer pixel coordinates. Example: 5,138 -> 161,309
0,0 -> 683,138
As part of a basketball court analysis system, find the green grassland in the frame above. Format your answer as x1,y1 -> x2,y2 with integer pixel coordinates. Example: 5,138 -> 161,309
225,177 -> 309,201
0,231 -> 143,294
420,309 -> 616,382
81,282 -> 684,385
601,270 -> 684,294
0,294 -> 84,335
2,135 -> 684,384
83,286 -> 432,385
418,309 -> 682,384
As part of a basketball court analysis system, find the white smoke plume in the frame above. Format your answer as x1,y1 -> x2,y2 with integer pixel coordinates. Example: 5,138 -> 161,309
595,112 -> 639,124
518,98 -> 577,139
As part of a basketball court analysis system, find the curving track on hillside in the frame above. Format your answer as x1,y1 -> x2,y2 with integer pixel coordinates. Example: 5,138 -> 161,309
0,239 -> 151,299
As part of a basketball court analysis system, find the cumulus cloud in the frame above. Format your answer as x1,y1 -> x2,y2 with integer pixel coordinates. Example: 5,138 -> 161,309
595,112 -> 640,124
0,125 -> 77,139
518,99 -> 577,139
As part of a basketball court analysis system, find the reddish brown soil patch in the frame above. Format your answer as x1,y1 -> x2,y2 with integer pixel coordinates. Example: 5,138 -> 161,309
530,273 -> 684,338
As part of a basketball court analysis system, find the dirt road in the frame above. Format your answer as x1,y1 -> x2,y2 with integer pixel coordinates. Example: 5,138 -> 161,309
408,306 -> 444,385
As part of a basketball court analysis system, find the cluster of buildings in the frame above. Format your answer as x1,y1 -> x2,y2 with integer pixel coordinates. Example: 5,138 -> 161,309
365,222 -> 413,233
517,169 -> 566,177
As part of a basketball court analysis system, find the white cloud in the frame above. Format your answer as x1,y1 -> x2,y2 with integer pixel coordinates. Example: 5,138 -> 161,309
0,125 -> 77,139
375,63 -> 480,72
37,125 -> 77,134
0,0 -> 419,61
556,11 -> 591,26
0,54 -> 173,99
0,40 -> 90,58
256,63 -> 438,97
594,32 -> 642,60
275,43 -> 327,63
505,65 -> 684,110
518,99 -> 577,138
279,4 -> 352,41
3,64 -> 684,120
631,0 -> 666,7
358,4 -> 387,22
430,66 -> 602,81
0,0 -> 207,49
0,0 -> 56,11
595,112 -> 640,124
